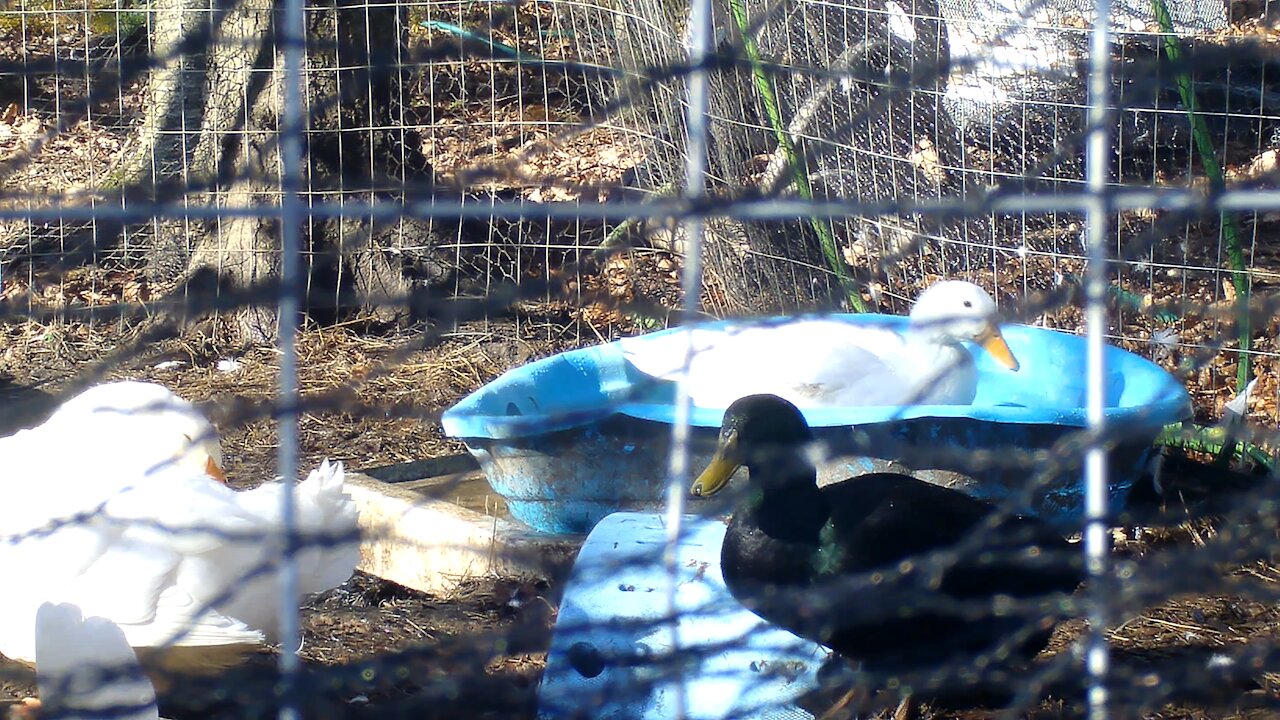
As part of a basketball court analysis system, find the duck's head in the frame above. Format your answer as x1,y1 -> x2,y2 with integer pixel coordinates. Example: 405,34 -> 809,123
909,280 -> 1019,371
690,394 -> 814,497
52,381 -> 228,483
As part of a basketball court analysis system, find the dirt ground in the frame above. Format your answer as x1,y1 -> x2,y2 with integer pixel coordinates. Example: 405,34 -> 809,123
2,2 -> 1280,719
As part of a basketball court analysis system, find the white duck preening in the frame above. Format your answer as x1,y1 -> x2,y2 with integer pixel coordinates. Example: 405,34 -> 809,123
0,381 -> 360,704
622,280 -> 1020,409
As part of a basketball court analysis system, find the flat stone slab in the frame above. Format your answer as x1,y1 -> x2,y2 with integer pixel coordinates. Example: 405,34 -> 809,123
347,455 -> 582,595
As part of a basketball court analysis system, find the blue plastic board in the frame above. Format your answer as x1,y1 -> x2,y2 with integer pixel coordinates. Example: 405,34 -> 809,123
538,512 -> 831,719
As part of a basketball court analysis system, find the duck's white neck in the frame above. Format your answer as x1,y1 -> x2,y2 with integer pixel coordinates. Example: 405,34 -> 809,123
904,321 -> 966,352
907,312 -> 969,341
899,329 -> 977,404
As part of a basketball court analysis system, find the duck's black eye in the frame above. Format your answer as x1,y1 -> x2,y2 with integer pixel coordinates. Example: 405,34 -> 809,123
963,300 -> 973,308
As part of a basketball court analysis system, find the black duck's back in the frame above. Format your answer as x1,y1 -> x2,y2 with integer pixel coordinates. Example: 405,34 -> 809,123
808,474 -> 1083,671
818,473 -> 1003,571
820,474 -> 1079,578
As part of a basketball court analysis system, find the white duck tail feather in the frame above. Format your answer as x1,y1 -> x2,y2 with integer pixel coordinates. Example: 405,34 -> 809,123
292,459 -> 361,595
220,459 -> 359,593
175,460 -> 359,637
35,602 -> 160,720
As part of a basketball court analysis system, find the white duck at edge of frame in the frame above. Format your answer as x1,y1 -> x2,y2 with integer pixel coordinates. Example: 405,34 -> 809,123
0,381 -> 359,707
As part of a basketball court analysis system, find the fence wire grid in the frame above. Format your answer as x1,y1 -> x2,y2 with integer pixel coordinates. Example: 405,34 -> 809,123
0,0 -> 1279,716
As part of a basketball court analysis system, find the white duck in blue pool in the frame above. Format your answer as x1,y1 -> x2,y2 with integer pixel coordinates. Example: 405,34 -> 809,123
0,381 -> 359,712
622,280 -> 1020,409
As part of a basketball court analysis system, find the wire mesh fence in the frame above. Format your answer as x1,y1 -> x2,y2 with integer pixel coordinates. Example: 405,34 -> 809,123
1,0 -> 1280,715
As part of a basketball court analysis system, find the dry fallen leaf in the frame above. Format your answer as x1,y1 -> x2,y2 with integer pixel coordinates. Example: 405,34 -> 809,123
909,138 -> 946,185
16,116 -> 42,137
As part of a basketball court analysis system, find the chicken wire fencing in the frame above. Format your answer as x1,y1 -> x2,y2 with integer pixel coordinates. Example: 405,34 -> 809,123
0,0 -> 1278,716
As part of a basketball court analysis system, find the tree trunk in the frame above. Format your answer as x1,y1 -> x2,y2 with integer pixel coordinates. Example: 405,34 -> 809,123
114,0 -> 436,343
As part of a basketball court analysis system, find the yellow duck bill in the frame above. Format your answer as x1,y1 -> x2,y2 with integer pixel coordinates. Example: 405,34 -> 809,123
978,328 -> 1020,371
690,436 -> 741,497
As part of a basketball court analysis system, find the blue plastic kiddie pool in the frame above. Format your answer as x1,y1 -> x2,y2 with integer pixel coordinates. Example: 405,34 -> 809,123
443,316 -> 1192,534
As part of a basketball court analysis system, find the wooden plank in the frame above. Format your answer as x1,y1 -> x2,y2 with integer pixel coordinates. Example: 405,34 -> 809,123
347,469 -> 581,596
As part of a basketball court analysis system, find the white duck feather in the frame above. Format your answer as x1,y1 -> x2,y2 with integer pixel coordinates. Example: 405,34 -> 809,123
33,602 -> 160,720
